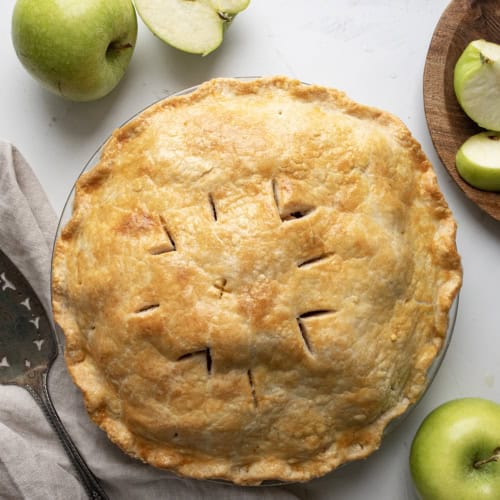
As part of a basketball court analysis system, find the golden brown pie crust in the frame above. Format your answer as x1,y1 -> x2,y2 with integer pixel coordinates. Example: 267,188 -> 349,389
52,76 -> 462,485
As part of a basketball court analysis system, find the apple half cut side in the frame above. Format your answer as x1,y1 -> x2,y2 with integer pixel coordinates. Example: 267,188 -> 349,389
134,0 -> 250,56
456,131 -> 500,192
454,39 -> 500,131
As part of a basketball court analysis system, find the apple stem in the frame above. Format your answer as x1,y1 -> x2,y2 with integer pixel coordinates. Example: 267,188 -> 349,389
218,11 -> 233,22
473,447 -> 500,469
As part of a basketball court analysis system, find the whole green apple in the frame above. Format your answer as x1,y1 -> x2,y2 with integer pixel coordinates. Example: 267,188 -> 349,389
410,398 -> 500,500
12,0 -> 137,102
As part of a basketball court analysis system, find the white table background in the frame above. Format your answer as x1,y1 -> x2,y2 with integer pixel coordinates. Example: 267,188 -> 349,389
1,1 -> 499,499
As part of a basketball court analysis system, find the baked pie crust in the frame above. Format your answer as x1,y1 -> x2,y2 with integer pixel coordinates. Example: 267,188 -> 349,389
52,76 -> 462,485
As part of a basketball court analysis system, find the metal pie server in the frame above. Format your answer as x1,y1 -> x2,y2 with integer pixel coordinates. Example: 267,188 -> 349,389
0,247 -> 108,500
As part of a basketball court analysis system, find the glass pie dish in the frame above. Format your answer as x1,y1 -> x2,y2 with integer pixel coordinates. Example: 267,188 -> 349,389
51,76 -> 461,485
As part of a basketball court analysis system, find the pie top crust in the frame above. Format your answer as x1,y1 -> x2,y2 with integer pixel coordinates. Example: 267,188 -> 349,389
52,76 -> 462,485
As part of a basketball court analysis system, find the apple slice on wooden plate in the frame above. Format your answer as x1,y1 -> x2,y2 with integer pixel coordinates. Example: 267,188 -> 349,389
454,40 -> 500,132
456,131 -> 500,192
134,0 -> 250,55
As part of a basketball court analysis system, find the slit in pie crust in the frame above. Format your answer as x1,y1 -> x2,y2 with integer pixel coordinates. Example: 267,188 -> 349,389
52,76 -> 462,485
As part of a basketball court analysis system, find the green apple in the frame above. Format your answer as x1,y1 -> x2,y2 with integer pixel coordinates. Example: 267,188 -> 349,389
12,0 -> 138,102
456,131 -> 500,191
454,39 -> 500,131
410,398 -> 500,500
134,0 -> 250,56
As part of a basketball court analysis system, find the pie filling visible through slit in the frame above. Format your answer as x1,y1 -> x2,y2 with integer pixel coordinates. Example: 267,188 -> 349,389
51,76 -> 462,485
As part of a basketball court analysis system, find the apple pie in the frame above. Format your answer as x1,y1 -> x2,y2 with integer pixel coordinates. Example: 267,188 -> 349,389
52,76 -> 462,485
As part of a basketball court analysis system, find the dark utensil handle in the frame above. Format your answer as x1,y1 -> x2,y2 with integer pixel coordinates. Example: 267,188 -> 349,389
25,371 -> 109,500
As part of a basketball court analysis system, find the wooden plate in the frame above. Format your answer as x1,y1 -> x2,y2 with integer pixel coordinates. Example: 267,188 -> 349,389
423,0 -> 500,220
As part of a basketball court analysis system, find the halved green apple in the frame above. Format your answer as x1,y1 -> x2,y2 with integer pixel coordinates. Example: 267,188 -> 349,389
134,0 -> 250,56
454,39 -> 500,131
456,131 -> 500,191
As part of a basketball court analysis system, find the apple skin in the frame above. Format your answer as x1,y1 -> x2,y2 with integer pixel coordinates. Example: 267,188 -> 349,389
456,131 -> 500,192
12,0 -> 137,102
410,398 -> 500,500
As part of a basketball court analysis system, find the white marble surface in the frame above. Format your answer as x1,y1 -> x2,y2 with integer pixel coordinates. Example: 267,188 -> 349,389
1,1 -> 499,499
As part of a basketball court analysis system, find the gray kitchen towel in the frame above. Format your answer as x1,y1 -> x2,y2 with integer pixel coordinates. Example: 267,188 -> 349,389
0,141 -> 304,500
